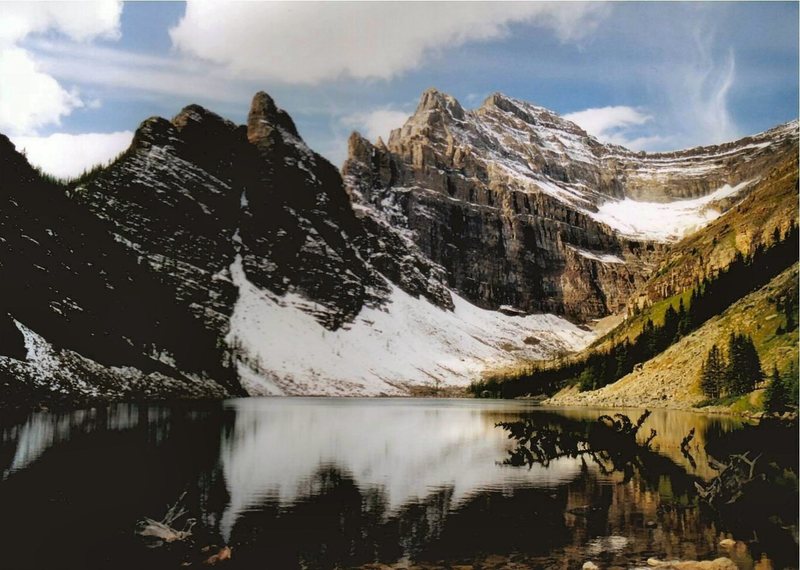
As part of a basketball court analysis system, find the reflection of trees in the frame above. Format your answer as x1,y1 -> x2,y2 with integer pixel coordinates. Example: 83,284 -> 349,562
680,428 -> 697,469
496,411 -> 723,566
498,412 -> 798,569
498,411 -> 659,483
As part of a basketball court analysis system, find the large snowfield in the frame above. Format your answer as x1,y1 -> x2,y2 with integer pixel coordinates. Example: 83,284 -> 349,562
226,256 -> 594,396
590,179 -> 759,242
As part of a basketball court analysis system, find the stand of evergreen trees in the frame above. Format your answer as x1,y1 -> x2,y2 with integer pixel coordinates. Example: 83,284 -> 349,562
765,361 -> 799,413
476,222 -> 799,399
699,333 -> 763,399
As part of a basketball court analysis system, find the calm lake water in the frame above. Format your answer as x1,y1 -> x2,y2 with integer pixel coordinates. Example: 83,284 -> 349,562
0,398 -> 796,569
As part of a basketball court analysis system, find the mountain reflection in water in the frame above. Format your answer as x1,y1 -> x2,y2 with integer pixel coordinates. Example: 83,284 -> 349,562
0,399 -> 796,570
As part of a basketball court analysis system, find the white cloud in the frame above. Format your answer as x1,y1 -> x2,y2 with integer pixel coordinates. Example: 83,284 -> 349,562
637,25 -> 741,151
565,31 -> 741,153
564,105 -> 661,150
11,130 -> 133,179
563,106 -> 668,150
169,2 -> 608,84
0,47 -> 83,134
671,43 -> 738,146
0,2 -> 121,45
341,108 -> 410,143
564,106 -> 650,138
464,93 -> 487,107
31,39 -> 251,106
0,2 -> 122,135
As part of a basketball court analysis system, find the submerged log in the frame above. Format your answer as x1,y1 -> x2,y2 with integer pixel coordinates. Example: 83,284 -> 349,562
694,452 -> 763,506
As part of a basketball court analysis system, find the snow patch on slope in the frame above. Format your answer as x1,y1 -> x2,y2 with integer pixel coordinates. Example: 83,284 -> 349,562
591,179 -> 759,242
568,246 -> 625,264
226,256 -> 593,396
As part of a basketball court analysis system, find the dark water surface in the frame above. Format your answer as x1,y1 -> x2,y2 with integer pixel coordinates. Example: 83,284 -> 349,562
0,398 -> 796,569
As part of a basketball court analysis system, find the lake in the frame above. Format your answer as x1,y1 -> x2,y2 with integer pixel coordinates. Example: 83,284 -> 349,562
0,398 -> 796,569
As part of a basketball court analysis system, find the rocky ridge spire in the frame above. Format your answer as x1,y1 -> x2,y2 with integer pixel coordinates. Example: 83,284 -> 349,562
247,91 -> 300,146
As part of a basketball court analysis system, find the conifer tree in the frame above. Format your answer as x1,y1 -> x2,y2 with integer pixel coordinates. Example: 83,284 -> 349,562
785,296 -> 797,331
615,341 -> 630,379
700,344 -> 725,399
642,318 -> 657,358
765,365 -> 789,413
663,304 -> 679,343
784,361 -> 799,407
725,333 -> 763,395
677,297 -> 691,337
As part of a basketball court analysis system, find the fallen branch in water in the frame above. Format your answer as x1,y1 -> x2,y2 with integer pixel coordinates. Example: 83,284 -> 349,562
136,491 -> 196,547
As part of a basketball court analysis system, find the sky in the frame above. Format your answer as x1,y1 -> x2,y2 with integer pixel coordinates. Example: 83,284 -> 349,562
2,1 -> 797,178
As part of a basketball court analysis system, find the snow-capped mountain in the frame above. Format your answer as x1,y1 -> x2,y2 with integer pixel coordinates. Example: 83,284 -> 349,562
344,88 -> 798,320
0,89 -> 796,401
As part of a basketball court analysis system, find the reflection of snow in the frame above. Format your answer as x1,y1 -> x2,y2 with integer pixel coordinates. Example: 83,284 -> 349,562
2,404 -> 142,479
218,398 -> 584,541
587,535 -> 629,555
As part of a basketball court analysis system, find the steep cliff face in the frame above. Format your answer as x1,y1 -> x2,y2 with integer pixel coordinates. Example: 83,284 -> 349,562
74,94 -> 452,334
343,88 -> 798,320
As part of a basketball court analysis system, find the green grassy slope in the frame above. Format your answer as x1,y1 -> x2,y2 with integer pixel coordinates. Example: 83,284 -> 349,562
547,263 -> 798,409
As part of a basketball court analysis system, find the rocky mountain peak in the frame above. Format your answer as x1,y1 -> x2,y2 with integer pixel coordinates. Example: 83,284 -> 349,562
130,116 -> 181,151
414,87 -> 466,120
247,91 -> 300,146
347,131 -> 373,162
346,87 -> 799,321
479,91 -> 531,113
480,91 -> 589,138
172,104 -> 237,134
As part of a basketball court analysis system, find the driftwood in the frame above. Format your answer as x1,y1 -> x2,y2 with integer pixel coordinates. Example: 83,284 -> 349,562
694,452 -> 763,506
136,492 -> 196,547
